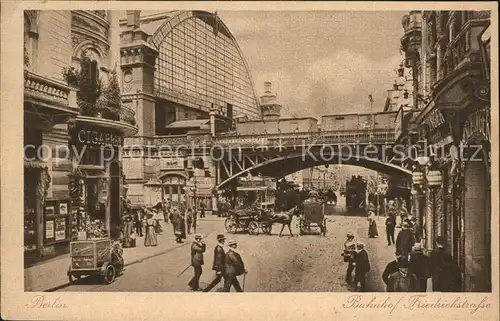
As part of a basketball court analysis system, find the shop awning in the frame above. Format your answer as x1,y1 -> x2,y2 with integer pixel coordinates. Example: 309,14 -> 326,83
165,119 -> 210,129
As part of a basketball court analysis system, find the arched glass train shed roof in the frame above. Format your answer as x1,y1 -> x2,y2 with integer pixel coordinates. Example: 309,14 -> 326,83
137,11 -> 261,119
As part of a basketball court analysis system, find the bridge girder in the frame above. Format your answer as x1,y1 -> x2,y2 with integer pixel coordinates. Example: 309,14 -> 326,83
216,148 -> 411,189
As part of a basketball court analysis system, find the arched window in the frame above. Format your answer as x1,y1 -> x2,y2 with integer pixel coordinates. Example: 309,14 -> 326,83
24,12 -> 38,69
90,60 -> 99,88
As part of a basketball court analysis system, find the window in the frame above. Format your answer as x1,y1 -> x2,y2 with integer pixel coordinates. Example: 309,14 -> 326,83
90,60 -> 99,89
154,15 -> 260,119
24,12 -> 38,69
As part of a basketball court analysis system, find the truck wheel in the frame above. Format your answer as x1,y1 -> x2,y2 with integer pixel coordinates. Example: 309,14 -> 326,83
103,264 -> 116,284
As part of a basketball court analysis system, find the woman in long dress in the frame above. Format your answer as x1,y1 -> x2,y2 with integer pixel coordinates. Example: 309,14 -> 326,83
122,214 -> 135,248
144,211 -> 158,247
367,205 -> 379,238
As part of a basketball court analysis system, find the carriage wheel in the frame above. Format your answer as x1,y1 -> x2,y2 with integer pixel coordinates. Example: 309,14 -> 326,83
225,217 -> 237,233
261,223 -> 272,235
103,264 -> 116,284
248,221 -> 259,235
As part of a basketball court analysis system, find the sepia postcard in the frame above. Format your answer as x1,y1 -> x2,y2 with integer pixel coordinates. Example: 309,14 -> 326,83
1,1 -> 498,320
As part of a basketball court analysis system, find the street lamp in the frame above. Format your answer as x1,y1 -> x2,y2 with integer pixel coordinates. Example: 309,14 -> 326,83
427,169 -> 443,187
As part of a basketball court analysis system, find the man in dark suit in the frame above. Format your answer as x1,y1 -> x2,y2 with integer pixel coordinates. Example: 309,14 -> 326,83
222,240 -> 247,292
396,222 -> 415,260
188,234 -> 206,291
355,242 -> 370,292
409,243 -> 431,291
382,250 -> 405,289
385,215 -> 396,246
430,236 -> 460,292
203,234 -> 226,292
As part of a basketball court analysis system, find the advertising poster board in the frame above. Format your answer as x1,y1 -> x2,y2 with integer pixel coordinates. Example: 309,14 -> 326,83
55,217 -> 66,241
45,220 -> 54,239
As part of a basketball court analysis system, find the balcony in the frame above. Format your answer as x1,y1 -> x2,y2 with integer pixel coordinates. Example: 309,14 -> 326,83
76,104 -> 138,137
432,18 -> 490,106
24,71 -> 79,126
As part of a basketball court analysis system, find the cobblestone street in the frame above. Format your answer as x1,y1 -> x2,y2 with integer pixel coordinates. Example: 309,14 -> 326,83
57,213 -> 395,292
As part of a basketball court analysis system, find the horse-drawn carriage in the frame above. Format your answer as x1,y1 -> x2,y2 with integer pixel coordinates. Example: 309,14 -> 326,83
224,207 -> 272,235
299,201 -> 327,236
224,206 -> 300,236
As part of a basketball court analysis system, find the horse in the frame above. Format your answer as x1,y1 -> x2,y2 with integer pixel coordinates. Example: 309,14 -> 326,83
267,206 -> 301,237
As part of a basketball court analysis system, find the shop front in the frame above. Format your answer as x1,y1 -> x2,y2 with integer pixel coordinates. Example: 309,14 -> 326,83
455,106 -> 491,292
195,177 -> 216,215
68,123 -> 125,240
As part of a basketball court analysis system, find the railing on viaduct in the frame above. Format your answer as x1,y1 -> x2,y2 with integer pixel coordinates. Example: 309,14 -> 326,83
124,128 -> 396,148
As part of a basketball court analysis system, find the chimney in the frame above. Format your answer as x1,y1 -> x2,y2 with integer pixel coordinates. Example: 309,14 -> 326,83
126,10 -> 141,29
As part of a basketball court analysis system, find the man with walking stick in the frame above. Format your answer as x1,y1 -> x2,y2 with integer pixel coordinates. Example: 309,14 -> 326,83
202,234 -> 227,292
188,234 -> 206,291
222,240 -> 247,292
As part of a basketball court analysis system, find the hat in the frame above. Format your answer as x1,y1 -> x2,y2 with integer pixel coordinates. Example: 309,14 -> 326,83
397,259 -> 410,268
216,234 -> 226,241
194,234 -> 202,239
227,239 -> 238,246
356,242 -> 365,249
412,243 -> 423,251
435,236 -> 446,245
402,222 -> 410,229
346,232 -> 354,238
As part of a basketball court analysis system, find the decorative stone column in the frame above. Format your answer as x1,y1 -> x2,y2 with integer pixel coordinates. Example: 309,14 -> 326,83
425,162 -> 444,249
411,164 -> 425,243
209,109 -> 217,137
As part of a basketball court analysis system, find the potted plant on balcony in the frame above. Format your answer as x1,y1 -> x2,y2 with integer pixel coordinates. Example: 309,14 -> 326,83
62,51 -> 102,117
100,69 -> 121,121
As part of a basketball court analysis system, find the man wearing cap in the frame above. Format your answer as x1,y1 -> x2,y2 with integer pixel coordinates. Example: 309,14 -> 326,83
354,242 -> 370,292
222,240 -> 247,292
409,243 -> 430,292
188,234 -> 206,291
202,234 -> 227,292
395,221 -> 415,260
342,232 -> 356,284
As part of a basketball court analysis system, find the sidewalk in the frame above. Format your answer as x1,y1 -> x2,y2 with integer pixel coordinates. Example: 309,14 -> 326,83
25,218 -> 220,292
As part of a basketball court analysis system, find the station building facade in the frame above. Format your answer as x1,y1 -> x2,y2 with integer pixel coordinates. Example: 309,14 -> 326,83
119,11 -> 262,211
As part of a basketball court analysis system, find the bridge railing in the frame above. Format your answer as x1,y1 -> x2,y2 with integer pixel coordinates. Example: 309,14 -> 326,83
123,129 -> 396,149
214,128 -> 395,147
